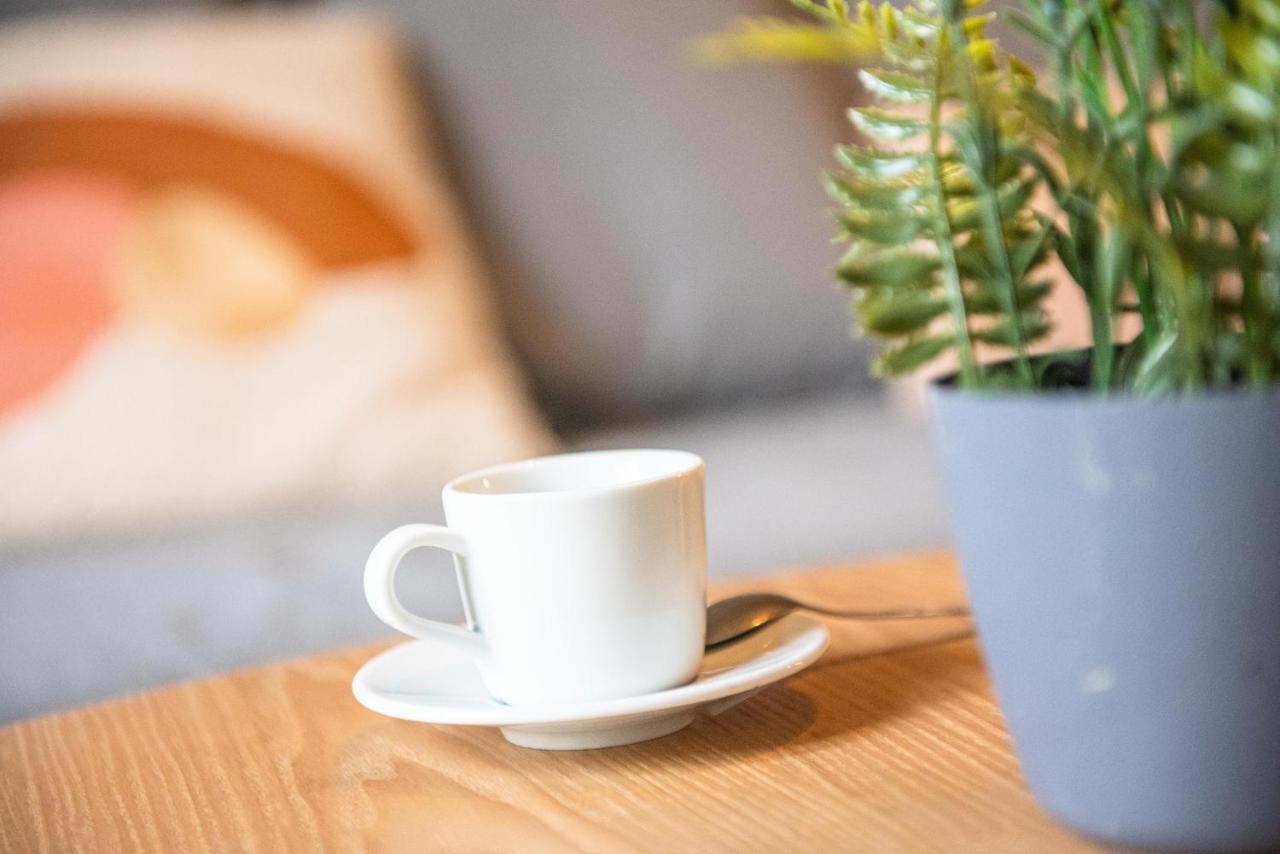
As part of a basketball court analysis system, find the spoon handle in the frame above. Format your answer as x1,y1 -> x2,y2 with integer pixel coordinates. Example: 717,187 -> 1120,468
793,600 -> 970,621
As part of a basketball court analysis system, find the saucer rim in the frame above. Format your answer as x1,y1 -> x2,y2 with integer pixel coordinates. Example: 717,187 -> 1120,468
351,613 -> 830,727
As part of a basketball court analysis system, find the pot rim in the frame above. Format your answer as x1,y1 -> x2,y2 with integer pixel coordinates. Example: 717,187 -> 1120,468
928,380 -> 1280,411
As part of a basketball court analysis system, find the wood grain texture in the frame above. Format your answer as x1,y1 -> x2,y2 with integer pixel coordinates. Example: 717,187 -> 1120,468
0,552 -> 1109,853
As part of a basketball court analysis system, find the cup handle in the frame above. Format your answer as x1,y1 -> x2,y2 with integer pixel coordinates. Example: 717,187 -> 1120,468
364,524 -> 485,657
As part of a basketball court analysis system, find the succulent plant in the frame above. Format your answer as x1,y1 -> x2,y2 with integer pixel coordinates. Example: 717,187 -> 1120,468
701,0 -> 1280,392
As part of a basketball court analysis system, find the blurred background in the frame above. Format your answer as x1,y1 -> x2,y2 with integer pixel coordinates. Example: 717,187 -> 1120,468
0,0 -> 953,723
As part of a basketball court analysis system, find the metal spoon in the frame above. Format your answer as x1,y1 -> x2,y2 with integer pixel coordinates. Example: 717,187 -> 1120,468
706,592 -> 970,648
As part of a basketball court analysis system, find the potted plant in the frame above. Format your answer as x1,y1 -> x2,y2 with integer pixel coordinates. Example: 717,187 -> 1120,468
702,1 -> 1280,849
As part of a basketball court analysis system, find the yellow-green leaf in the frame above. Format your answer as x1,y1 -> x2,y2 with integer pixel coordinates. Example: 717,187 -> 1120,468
858,290 -> 950,334
872,335 -> 953,375
849,107 -> 928,141
835,145 -> 928,179
838,247 -> 940,288
857,67 -> 931,103
827,174 -> 925,209
971,312 -> 1051,346
838,209 -> 925,244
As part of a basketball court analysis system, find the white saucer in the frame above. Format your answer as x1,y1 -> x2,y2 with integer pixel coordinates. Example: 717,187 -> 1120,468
352,613 -> 829,750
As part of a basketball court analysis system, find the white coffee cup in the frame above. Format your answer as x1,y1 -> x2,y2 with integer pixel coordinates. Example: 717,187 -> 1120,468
364,449 -> 707,706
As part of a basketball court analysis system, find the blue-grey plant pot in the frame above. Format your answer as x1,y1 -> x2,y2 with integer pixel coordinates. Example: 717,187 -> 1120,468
930,385 -> 1280,851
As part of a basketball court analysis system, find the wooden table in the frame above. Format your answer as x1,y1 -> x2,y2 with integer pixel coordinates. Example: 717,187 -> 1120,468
0,552 -> 1108,852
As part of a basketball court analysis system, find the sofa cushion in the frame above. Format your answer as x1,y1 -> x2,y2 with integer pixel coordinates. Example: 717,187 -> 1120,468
357,0 -> 875,425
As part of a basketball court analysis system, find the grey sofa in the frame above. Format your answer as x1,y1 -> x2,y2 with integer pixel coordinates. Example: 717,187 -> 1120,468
0,0 -> 948,723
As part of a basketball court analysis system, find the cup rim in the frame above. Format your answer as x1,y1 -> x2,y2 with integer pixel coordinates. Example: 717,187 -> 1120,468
444,449 -> 703,499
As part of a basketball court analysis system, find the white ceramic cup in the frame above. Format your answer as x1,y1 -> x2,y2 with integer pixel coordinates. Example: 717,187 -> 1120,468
364,449 -> 707,706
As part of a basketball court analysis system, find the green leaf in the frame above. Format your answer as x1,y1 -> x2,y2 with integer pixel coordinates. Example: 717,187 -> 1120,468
1009,217 -> 1056,279
835,145 -> 927,180
1130,332 -> 1182,394
964,280 -> 1052,314
962,12 -> 997,40
788,0 -> 843,22
1055,226 -> 1086,291
694,19 -> 878,64
994,174 -> 1038,220
1114,338 -> 1148,386
857,67 -> 930,103
1007,10 -> 1058,49
940,161 -> 975,194
857,290 -> 950,334
1173,165 -> 1268,223
837,247 -> 939,288
1178,238 -> 1252,273
1002,145 -> 1062,195
896,6 -> 941,40
1246,0 -> 1280,30
1166,110 -> 1231,167
970,312 -> 1051,346
954,242 -> 991,279
848,107 -> 927,141
1224,81 -> 1275,125
966,38 -> 999,74
1179,132 -> 1268,182
946,197 -> 982,232
837,209 -> 924,244
947,174 -> 1037,232
826,174 -> 925,209
871,335 -> 953,376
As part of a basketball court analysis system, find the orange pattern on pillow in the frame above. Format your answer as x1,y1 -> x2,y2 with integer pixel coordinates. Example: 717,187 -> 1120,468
0,172 -> 136,413
0,110 -> 419,269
